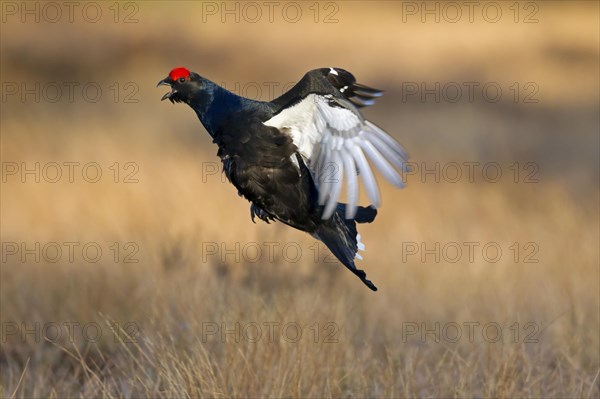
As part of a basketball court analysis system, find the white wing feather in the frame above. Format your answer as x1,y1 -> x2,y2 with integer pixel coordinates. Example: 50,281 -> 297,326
264,94 -> 408,219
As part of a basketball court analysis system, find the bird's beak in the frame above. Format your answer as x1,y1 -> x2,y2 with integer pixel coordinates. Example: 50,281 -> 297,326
157,78 -> 176,101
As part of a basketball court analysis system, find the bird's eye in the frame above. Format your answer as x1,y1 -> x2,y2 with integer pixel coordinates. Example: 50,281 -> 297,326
178,77 -> 186,83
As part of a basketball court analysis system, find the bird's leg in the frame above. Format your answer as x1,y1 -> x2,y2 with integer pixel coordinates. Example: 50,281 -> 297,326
250,203 -> 275,224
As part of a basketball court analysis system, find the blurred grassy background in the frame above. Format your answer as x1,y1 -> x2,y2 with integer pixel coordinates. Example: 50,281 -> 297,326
1,1 -> 599,397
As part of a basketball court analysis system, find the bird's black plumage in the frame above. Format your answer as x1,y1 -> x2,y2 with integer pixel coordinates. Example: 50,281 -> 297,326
158,67 -> 408,290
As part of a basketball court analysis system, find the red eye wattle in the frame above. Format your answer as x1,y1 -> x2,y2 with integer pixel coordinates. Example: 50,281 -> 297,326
169,67 -> 190,81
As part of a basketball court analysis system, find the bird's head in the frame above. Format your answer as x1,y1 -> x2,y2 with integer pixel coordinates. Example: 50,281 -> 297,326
157,67 -> 203,104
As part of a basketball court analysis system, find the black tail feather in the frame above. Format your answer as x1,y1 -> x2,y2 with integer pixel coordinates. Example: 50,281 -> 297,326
316,205 -> 377,291
337,204 -> 377,223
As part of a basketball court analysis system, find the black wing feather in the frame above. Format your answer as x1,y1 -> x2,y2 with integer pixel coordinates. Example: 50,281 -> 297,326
323,68 -> 384,108
270,67 -> 383,111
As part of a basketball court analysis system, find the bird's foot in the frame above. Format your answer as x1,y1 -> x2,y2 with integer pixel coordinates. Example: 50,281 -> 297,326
250,204 -> 275,224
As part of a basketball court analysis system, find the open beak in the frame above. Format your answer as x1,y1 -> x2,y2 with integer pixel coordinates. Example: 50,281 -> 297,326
157,78 -> 176,101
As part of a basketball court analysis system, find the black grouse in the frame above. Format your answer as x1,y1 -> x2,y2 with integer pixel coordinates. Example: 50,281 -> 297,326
158,67 -> 409,290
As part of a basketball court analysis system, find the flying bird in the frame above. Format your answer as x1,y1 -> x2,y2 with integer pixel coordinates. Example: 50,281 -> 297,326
158,67 -> 409,290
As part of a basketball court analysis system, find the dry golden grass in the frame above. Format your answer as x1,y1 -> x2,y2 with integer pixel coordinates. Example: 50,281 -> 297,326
1,122 -> 598,397
1,1 -> 599,397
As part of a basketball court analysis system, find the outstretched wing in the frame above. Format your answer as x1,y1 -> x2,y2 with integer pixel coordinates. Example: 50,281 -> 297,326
265,68 -> 409,220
